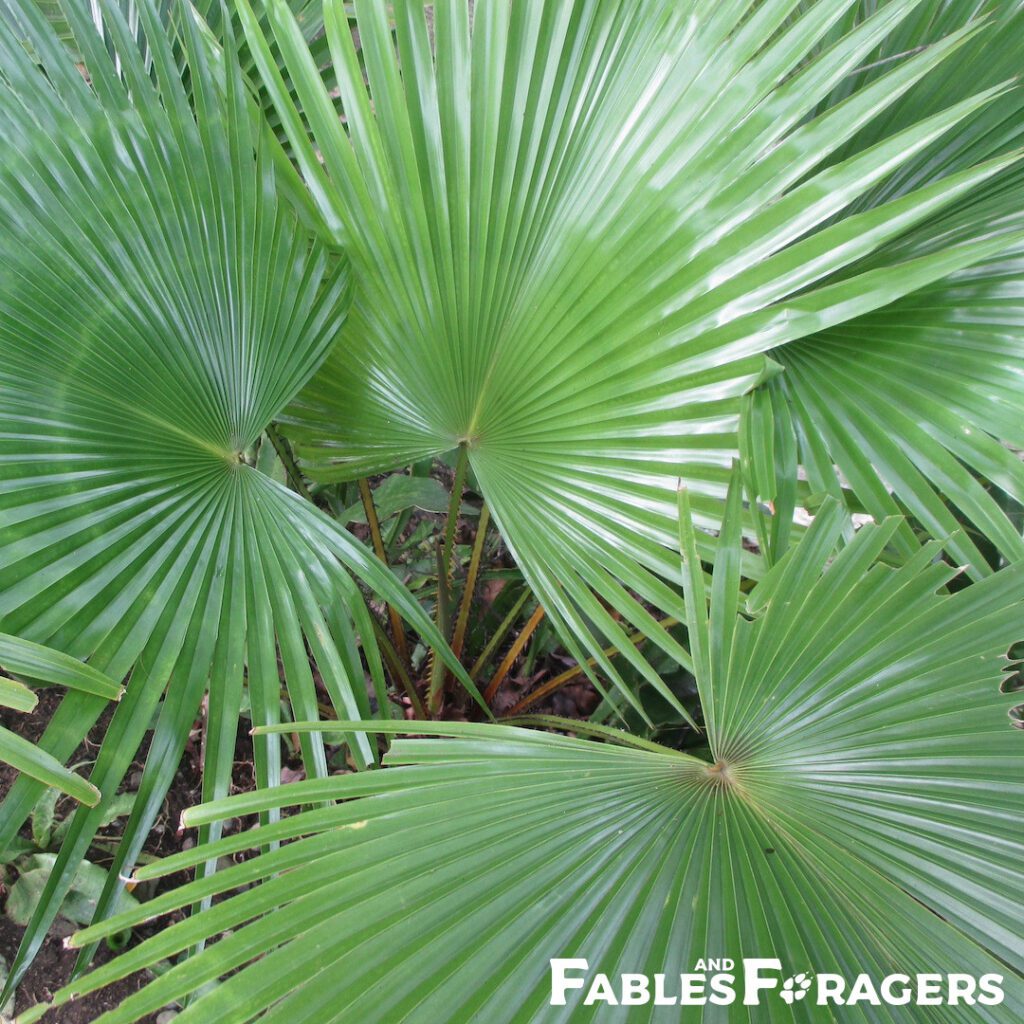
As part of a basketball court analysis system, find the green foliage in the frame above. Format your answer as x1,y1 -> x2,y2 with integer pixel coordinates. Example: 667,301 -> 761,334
338,472 -> 452,523
0,636 -> 121,806
239,0 -> 1024,722
773,0 -> 1024,573
0,0 -> 1022,1019
0,789 -> 140,1016
744,0 -> 1024,575
6,856 -> 112,929
0,0 -> 468,994
45,489 -> 1024,1022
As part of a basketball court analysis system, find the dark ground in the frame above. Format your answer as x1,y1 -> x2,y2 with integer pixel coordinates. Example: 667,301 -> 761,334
0,914 -> 161,1024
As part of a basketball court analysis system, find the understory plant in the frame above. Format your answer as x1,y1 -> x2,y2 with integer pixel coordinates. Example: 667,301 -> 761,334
0,0 -> 1021,1020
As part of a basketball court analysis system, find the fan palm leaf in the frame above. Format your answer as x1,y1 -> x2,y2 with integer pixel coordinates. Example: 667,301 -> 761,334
240,0 -> 1024,718
744,0 -> 1024,573
48,481 -> 1024,1022
0,0 -> 470,990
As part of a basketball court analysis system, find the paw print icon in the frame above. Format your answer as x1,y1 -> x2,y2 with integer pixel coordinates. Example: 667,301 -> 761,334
780,973 -> 813,1004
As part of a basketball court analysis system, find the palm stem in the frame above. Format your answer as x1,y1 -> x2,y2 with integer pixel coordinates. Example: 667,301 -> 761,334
428,445 -> 470,714
483,604 -> 546,706
506,616 -> 680,716
358,477 -> 410,667
468,589 -> 532,682
264,425 -> 312,502
371,619 -> 425,720
451,504 -> 490,661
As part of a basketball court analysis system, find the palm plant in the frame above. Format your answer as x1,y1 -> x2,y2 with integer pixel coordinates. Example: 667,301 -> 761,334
0,0 -> 472,990
37,481 -> 1024,1022
746,0 -> 1024,573
1,0 -> 1022,1017
241,0 -> 1024,709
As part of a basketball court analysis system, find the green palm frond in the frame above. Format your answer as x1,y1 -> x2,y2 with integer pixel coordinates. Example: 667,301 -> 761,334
48,483 -> 1024,1022
0,635 -> 122,806
745,0 -> 1024,572
240,0 -> 1024,719
0,0 -> 471,991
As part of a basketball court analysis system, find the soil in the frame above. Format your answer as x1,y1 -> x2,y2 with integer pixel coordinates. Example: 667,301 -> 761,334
0,915 -> 161,1024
